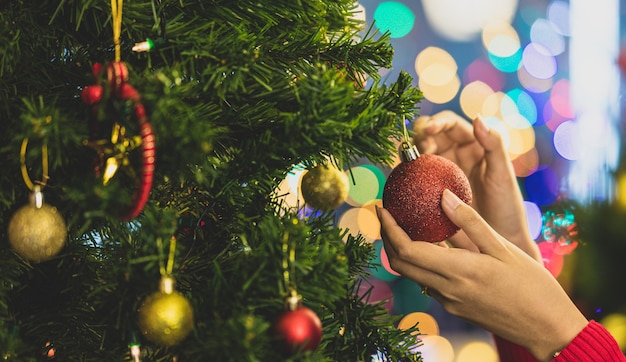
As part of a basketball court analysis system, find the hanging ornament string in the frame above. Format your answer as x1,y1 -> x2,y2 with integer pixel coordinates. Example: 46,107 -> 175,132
111,0 -> 123,62
281,229 -> 296,296
157,236 -> 177,277
20,137 -> 48,192
399,117 -> 419,162
401,117 -> 411,145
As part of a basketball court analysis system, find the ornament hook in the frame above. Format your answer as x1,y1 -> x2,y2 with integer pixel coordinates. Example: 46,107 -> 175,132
281,228 -> 297,294
157,235 -> 177,278
20,137 -> 49,191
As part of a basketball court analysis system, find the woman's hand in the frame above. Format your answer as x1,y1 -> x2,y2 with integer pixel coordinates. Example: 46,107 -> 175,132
378,190 -> 589,362
412,111 -> 541,261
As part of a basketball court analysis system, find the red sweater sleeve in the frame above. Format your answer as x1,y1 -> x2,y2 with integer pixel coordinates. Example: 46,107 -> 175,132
554,320 -> 625,361
495,320 -> 625,361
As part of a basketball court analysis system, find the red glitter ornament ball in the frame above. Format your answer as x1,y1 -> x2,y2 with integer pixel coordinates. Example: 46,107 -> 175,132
274,306 -> 322,353
382,152 -> 472,242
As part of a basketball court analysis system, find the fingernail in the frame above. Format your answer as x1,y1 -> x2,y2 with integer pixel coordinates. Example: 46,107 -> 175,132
375,204 -> 382,219
442,189 -> 461,211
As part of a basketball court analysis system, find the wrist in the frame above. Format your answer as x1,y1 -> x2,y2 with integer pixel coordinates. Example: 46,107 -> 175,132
529,315 -> 588,361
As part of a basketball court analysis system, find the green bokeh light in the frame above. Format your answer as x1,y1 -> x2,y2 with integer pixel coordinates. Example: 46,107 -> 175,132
373,2 -> 415,39
488,48 -> 523,72
347,165 -> 385,206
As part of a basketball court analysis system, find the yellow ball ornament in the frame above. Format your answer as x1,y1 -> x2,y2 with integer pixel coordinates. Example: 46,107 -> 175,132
301,164 -> 349,211
137,276 -> 194,346
8,187 -> 67,263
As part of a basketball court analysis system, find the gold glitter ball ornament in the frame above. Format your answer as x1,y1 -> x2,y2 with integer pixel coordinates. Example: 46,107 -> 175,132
301,164 -> 349,211
8,190 -> 67,263
137,276 -> 194,346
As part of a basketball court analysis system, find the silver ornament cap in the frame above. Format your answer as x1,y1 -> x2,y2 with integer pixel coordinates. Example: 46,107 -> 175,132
400,142 -> 420,162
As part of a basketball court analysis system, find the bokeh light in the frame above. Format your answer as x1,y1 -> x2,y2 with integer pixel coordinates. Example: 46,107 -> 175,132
373,2 -> 415,38
358,277 -> 393,311
346,164 -> 385,206
456,341 -> 498,362
378,239 -> 401,278
550,79 -> 574,118
505,115 -> 535,157
553,120 -> 579,160
543,100 -> 569,132
397,312 -> 440,336
530,18 -> 565,56
600,313 -> 626,351
518,65 -> 553,93
538,241 -> 564,277
352,3 -> 367,23
482,21 -> 521,58
421,0 -> 518,41
462,58 -> 505,92
547,1 -> 570,36
488,48 -> 523,73
369,240 -> 400,281
414,335 -> 455,362
274,165 -> 305,211
360,203 -> 383,240
415,47 -> 456,77
419,74 -> 461,104
460,81 -> 494,120
525,166 -> 559,206
616,173 -> 626,210
524,201 -> 543,240
338,207 -> 380,243
481,92 -> 507,119
415,47 -> 460,104
506,88 -> 538,125
511,147 -> 539,177
522,43 -> 557,80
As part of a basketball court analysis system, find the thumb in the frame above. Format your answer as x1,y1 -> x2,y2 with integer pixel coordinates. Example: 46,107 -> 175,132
441,189 -> 507,256
473,115 -> 512,176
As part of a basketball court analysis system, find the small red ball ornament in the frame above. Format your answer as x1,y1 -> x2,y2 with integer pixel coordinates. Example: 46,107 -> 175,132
382,143 -> 472,242
274,293 -> 322,353
81,85 -> 103,105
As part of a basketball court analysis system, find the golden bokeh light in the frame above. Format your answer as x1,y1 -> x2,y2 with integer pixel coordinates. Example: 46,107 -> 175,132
460,81 -> 494,120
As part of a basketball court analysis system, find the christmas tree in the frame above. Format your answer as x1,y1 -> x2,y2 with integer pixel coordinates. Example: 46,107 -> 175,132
0,0 -> 424,360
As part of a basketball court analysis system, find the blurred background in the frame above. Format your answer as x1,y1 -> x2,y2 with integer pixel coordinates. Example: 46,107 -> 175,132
282,1 -> 626,360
